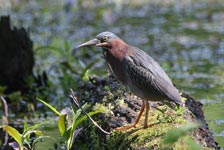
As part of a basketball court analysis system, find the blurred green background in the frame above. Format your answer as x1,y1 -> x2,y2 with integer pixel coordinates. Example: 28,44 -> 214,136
0,0 -> 224,149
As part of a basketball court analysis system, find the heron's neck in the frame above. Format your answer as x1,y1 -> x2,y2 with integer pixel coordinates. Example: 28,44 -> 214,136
108,39 -> 129,61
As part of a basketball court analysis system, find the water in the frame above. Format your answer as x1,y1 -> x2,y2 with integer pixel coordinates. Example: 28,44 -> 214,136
1,0 -> 224,148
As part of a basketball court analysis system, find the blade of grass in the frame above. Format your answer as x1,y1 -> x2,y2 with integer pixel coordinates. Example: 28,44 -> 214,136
37,98 -> 61,116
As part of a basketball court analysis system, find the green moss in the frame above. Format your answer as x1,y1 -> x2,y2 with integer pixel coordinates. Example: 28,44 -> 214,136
104,106 -> 202,150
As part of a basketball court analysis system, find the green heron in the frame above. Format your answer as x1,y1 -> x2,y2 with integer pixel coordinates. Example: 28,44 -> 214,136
75,31 -> 183,129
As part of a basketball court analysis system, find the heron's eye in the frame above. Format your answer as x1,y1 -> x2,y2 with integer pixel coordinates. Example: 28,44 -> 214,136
101,36 -> 108,42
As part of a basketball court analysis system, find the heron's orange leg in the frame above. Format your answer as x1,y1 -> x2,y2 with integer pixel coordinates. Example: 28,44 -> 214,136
144,101 -> 149,128
133,100 -> 146,127
116,100 -> 146,130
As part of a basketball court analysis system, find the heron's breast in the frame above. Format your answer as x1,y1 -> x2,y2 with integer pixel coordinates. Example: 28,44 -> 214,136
103,51 -> 128,84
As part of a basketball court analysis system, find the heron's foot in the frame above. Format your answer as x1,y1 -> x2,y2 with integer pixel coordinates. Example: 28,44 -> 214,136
143,122 -> 159,129
143,123 -> 154,129
115,124 -> 138,131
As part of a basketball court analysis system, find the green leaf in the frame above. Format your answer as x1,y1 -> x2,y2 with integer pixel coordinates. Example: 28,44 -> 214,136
35,46 -> 62,55
80,59 -> 100,79
37,98 -> 61,116
58,114 -> 66,136
23,130 -> 44,138
163,123 -> 200,144
186,136 -> 202,150
82,69 -> 90,81
26,120 -> 49,131
163,128 -> 185,144
23,122 -> 28,132
34,130 -> 44,136
72,109 -> 103,130
32,135 -> 52,147
1,125 -> 22,146
72,104 -> 87,122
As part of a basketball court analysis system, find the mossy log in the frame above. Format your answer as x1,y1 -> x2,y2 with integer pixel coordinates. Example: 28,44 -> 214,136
0,16 -> 34,93
76,75 -> 219,150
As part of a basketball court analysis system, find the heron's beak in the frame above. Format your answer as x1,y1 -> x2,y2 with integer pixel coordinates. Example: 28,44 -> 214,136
72,38 -> 100,55
96,42 -> 109,47
77,38 -> 100,48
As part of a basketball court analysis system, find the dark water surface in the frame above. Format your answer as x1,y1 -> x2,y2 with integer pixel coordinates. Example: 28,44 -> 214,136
1,0 -> 224,148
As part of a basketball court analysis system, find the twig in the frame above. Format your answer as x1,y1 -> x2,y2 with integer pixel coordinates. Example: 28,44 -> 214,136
70,89 -> 111,135
1,96 -> 9,147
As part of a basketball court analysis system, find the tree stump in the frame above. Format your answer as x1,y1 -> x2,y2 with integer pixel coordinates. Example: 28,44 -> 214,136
0,16 -> 34,93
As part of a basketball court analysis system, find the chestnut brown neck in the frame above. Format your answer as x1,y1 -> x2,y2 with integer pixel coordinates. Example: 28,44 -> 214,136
107,39 -> 129,61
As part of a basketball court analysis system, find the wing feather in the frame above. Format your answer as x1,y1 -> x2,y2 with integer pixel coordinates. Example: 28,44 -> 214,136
124,46 -> 182,105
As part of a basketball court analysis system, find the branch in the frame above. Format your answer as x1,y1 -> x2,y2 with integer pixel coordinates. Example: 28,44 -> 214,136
1,96 -> 9,147
69,89 -> 111,135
